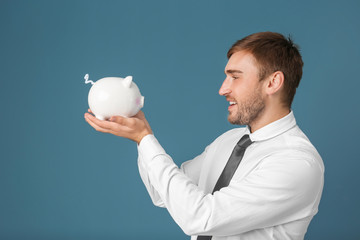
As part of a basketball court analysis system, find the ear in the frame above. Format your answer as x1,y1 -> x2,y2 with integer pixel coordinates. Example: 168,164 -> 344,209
123,76 -> 133,88
265,71 -> 284,96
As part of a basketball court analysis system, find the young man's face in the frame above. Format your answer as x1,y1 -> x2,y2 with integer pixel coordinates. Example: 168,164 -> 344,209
219,50 -> 266,126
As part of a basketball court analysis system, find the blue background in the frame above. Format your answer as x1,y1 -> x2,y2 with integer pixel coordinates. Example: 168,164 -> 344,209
1,0 -> 359,239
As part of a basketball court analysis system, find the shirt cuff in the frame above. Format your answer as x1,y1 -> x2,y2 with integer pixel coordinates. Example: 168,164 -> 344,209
138,134 -> 167,162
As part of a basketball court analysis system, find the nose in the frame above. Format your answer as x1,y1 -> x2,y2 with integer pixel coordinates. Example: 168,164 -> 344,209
219,77 -> 231,96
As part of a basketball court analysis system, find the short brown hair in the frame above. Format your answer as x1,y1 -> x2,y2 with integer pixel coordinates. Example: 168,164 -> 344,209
227,32 -> 304,107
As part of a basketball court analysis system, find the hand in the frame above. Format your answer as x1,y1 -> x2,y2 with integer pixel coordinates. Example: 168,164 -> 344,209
84,109 -> 153,144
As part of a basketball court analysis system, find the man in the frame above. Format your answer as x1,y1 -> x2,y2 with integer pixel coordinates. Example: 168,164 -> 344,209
84,32 -> 324,240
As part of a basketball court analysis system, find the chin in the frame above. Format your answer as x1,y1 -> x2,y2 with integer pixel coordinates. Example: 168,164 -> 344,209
228,110 -> 248,125
228,115 -> 242,125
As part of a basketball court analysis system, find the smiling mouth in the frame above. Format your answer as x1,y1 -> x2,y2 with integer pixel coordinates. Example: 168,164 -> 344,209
229,101 -> 237,106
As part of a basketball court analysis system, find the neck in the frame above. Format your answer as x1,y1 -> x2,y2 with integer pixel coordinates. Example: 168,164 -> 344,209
248,106 -> 290,133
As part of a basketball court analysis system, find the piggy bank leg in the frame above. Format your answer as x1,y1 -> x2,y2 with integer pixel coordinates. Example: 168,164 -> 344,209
96,115 -> 105,120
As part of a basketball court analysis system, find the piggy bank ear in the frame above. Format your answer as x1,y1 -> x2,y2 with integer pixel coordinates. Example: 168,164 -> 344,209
123,76 -> 133,88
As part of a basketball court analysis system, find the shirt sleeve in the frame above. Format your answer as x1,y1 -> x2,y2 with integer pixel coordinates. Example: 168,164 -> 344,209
137,134 -> 208,208
138,135 -> 324,237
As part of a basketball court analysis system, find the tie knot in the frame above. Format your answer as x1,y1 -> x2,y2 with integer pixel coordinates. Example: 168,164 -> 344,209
236,134 -> 253,149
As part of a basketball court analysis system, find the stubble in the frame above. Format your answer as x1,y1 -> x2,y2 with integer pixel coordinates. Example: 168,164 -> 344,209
228,87 -> 265,126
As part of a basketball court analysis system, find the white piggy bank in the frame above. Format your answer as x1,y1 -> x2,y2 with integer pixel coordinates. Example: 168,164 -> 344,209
85,74 -> 144,120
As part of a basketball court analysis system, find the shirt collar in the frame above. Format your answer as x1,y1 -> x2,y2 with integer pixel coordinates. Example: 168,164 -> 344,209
246,110 -> 297,142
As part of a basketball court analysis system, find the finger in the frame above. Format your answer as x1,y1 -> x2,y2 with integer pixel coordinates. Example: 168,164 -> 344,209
110,115 -> 137,129
88,108 -> 93,114
134,110 -> 145,119
109,115 -> 126,124
84,113 -> 113,130
85,113 -> 117,130
84,115 -> 111,133
85,115 -> 134,138
112,112 -> 145,124
133,111 -> 151,130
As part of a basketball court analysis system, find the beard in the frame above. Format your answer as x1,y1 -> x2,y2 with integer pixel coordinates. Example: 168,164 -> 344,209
228,87 -> 265,126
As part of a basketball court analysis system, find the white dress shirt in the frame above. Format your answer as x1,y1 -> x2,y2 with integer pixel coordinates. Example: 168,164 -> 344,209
137,111 -> 324,240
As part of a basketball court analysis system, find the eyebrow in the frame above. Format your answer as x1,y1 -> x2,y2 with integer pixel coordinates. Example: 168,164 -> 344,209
225,69 -> 243,74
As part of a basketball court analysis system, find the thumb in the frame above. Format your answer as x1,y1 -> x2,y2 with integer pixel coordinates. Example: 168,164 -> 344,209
134,110 -> 145,120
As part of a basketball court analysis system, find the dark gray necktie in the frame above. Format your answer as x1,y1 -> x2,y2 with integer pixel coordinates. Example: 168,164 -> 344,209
197,134 -> 253,240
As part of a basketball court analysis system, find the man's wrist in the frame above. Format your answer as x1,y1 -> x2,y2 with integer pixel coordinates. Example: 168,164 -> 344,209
136,130 -> 153,144
137,134 -> 166,162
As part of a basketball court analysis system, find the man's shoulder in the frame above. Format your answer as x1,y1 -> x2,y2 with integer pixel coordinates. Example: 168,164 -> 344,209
262,126 -> 324,170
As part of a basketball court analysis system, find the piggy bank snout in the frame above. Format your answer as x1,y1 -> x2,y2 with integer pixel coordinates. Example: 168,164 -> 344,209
136,96 -> 145,108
